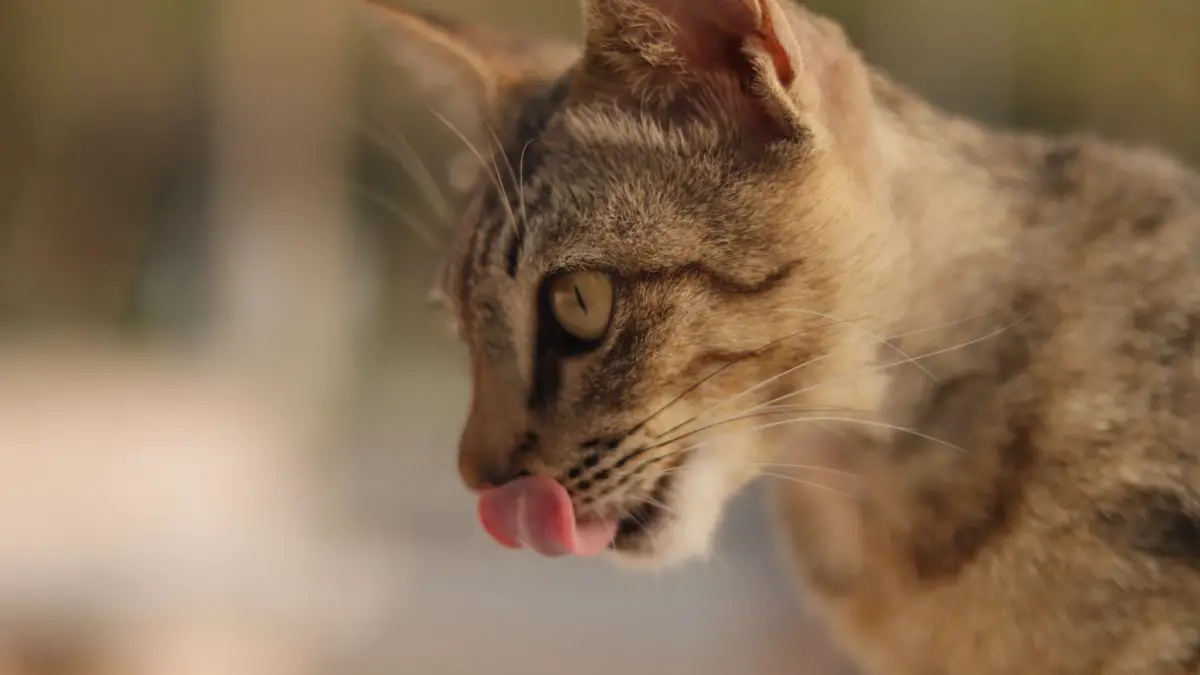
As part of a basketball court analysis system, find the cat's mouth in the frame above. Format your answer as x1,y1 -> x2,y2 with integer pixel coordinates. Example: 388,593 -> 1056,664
475,473 -> 675,557
610,475 -> 674,551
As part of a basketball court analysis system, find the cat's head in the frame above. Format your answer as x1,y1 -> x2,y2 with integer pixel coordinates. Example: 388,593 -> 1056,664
367,0 -> 907,566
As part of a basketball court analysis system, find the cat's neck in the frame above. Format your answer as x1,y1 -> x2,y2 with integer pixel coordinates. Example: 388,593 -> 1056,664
865,72 -> 1041,378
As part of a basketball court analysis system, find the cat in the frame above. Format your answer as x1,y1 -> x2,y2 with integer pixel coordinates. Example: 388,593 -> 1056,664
365,0 -> 1200,672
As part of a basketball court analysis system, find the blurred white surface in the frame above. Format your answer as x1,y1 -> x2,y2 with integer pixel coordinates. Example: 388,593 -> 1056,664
0,343 -> 404,675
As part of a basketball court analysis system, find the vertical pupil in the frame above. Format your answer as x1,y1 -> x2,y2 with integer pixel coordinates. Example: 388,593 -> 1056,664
573,285 -> 589,315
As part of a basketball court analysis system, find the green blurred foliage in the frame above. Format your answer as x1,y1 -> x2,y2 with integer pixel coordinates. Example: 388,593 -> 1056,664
0,0 -> 1197,342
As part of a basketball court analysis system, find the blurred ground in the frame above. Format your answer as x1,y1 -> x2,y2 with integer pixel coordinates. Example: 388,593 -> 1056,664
0,0 -> 1197,673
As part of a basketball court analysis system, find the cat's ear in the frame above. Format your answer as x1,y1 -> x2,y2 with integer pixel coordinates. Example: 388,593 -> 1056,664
359,0 -> 578,137
579,0 -> 858,143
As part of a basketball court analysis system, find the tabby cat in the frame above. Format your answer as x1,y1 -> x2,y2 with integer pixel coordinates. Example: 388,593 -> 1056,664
365,0 -> 1200,672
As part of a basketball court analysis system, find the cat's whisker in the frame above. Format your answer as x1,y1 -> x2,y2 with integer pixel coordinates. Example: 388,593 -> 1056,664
887,306 -> 1002,341
629,423 -> 814,481
749,461 -> 860,479
352,184 -> 440,249
428,109 -> 519,232
621,308 -> 1018,483
661,413 -> 967,459
484,122 -> 524,237
653,306 -> 1013,443
348,118 -> 446,218
632,319 -> 851,438
653,455 -> 858,482
643,317 -> 869,441
649,346 -> 846,441
626,412 -> 963,482
635,305 -> 1011,448
389,122 -> 454,221
616,316 -> 1004,481
642,495 -> 677,517
642,452 -> 860,514
349,119 -> 453,223
810,419 -> 855,443
620,505 -> 653,539
651,310 -> 966,444
747,311 -> 1030,414
779,308 -> 940,383
485,121 -> 519,186
516,138 -> 534,238
645,406 -> 868,454
755,471 -> 854,499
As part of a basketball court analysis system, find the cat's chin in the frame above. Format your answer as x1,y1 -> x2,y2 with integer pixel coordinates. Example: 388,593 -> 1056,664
604,519 -> 717,570
604,453 -> 741,570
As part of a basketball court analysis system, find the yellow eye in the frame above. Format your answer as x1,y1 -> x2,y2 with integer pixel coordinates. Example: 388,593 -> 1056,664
549,271 -> 614,341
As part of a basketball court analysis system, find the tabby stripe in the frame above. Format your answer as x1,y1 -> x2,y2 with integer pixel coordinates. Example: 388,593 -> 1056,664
911,416 -> 1035,581
634,260 -> 800,296
504,228 -> 523,277
475,196 -> 509,274
1095,487 -> 1200,569
500,76 -> 571,278
527,333 -> 561,409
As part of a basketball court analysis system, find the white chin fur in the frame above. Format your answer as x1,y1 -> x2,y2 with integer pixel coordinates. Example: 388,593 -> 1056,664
607,450 -> 737,570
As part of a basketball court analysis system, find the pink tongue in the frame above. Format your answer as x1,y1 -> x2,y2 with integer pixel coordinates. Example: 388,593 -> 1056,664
477,476 -> 617,557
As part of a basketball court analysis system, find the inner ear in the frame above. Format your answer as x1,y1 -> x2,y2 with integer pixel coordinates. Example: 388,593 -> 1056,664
580,0 -> 808,137
665,0 -> 796,89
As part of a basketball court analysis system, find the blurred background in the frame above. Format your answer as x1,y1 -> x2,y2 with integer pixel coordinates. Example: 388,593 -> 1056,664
0,0 -> 1196,673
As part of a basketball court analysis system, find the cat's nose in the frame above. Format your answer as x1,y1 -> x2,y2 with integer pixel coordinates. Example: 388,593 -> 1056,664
458,450 -> 517,492
458,365 -> 532,491
457,413 -> 529,492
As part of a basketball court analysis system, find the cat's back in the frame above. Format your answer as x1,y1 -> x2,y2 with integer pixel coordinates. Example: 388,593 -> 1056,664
1025,135 -> 1200,275
816,138 -> 1200,675
1017,137 -> 1200,448
959,134 -> 1200,543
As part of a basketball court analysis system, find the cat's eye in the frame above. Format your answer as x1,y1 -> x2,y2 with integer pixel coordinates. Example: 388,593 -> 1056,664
549,271 -> 614,341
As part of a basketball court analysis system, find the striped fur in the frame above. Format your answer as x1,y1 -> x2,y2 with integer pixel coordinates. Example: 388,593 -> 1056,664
368,1 -> 1200,673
